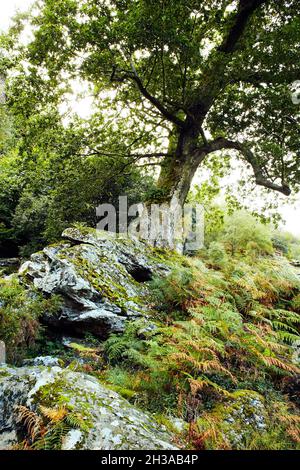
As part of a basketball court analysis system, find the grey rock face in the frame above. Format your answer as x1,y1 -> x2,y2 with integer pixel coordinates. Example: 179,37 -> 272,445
0,365 -> 177,450
18,228 -> 168,338
22,356 -> 61,367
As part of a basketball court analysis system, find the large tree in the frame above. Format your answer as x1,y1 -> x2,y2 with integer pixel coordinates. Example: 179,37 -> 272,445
4,0 -> 300,207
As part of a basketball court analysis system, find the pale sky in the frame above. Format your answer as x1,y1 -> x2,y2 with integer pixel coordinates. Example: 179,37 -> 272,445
1,0 -> 299,236
0,0 -> 33,31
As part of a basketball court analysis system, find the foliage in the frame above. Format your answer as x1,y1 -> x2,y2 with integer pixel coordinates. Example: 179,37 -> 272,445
0,276 -> 61,362
104,320 -> 150,365
0,46 -> 156,256
15,403 -> 89,450
0,106 -> 155,256
0,150 -> 22,256
207,241 -> 228,268
272,231 -> 300,260
192,394 -> 300,450
3,0 -> 300,209
221,211 -> 274,256
103,250 -> 300,449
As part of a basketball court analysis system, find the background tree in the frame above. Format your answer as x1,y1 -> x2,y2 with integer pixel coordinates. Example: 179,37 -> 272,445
6,0 -> 300,209
0,40 -> 155,255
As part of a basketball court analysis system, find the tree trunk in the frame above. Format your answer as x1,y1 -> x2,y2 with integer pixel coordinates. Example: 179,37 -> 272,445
156,155 -> 198,205
157,124 -> 204,200
144,129 -> 206,252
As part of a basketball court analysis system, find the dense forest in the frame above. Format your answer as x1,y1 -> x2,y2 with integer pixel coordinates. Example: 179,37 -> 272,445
0,0 -> 300,452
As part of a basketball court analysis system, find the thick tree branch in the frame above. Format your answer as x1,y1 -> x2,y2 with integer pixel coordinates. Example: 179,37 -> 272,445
130,74 -> 185,127
111,65 -> 185,128
186,1 -> 269,125
219,0 -> 268,53
198,137 -> 291,196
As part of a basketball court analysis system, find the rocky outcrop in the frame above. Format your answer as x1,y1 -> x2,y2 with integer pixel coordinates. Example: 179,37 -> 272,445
18,227 -> 168,338
22,356 -> 61,367
0,365 -> 177,450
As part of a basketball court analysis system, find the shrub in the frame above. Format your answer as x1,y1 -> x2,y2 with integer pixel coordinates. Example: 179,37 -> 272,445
221,211 -> 274,256
207,241 -> 228,268
0,276 -> 61,362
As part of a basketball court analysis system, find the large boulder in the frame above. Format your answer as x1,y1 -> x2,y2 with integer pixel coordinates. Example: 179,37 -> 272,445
0,365 -> 177,450
18,227 -> 168,338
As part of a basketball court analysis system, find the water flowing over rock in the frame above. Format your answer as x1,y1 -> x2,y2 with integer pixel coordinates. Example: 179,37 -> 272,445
0,365 -> 177,450
18,228 -> 168,338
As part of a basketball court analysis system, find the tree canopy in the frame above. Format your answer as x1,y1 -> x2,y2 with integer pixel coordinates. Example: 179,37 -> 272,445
1,0 -> 300,253
3,0 -> 299,204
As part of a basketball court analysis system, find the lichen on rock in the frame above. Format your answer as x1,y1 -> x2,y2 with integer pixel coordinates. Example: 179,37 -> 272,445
196,390 -> 269,449
18,228 -> 169,338
0,365 -> 177,450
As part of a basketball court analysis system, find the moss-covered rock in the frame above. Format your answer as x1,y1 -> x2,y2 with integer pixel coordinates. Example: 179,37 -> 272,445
18,228 -> 169,338
196,390 -> 282,450
0,365 -> 177,450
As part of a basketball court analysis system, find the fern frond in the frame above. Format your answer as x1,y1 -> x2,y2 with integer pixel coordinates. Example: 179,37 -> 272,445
40,405 -> 68,423
286,426 -> 300,444
65,412 -> 90,432
15,405 -> 43,442
262,356 -> 300,374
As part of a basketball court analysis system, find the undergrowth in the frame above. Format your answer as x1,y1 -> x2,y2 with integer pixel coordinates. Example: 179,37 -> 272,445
102,252 -> 300,450
0,276 -> 61,362
14,403 -> 89,450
